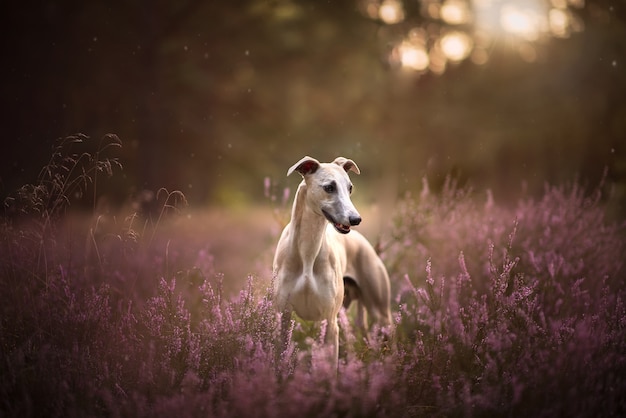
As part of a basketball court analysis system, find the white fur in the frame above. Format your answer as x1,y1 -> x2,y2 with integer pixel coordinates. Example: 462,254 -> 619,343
273,156 -> 392,371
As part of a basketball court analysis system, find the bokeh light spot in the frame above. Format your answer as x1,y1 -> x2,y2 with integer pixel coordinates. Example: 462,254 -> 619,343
379,0 -> 405,24
500,4 -> 543,40
441,0 -> 472,25
397,41 -> 430,71
440,31 -> 473,62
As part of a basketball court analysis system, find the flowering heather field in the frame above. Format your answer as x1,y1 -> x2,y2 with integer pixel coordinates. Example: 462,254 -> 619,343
1,136 -> 625,417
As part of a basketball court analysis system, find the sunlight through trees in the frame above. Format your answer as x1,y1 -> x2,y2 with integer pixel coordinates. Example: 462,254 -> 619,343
1,1 -> 624,210
362,0 -> 586,73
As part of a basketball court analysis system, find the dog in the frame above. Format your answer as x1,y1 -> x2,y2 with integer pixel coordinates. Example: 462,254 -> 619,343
273,156 -> 392,371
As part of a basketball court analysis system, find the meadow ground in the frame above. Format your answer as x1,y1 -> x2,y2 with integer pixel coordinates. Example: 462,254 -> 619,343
1,137 -> 625,417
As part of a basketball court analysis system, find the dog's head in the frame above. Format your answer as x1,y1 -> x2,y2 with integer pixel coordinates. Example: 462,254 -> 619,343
288,156 -> 361,234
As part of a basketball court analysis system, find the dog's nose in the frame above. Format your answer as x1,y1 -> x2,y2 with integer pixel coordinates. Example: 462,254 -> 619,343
349,215 -> 362,226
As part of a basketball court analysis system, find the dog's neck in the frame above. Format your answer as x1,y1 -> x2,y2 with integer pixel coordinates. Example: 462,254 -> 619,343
290,181 -> 327,275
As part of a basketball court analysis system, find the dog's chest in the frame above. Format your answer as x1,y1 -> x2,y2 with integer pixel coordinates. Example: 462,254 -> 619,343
289,270 -> 341,321
275,226 -> 347,321
289,255 -> 343,321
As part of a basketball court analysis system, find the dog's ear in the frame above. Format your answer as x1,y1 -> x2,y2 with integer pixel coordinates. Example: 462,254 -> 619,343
333,157 -> 360,175
287,156 -> 320,177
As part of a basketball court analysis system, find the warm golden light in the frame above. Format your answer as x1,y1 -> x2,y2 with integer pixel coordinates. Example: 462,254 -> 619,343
500,5 -> 542,40
440,0 -> 472,25
368,0 -> 586,76
398,41 -> 430,71
440,31 -> 473,62
429,46 -> 448,74
379,0 -> 405,24
549,8 -> 568,37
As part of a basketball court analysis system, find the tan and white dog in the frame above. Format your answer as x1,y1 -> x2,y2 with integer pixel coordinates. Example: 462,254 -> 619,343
273,156 -> 392,370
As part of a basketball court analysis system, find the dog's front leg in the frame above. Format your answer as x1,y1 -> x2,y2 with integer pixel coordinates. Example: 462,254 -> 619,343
325,316 -> 339,372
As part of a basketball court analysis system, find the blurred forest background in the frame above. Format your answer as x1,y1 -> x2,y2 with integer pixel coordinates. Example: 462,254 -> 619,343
1,0 -> 625,214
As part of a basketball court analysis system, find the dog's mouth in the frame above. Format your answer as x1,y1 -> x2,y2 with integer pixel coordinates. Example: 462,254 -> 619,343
322,210 -> 351,234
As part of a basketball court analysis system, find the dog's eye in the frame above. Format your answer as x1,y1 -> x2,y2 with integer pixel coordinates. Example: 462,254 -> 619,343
349,184 -> 353,194
323,183 -> 336,193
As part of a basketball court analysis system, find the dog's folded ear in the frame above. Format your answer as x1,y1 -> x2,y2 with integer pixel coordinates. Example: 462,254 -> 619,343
287,156 -> 320,177
333,157 -> 360,175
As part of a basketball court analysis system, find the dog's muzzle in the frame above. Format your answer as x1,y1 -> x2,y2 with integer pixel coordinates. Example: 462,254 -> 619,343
323,210 -> 361,234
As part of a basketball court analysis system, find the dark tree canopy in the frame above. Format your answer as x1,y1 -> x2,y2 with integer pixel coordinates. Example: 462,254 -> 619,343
1,0 -> 625,210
